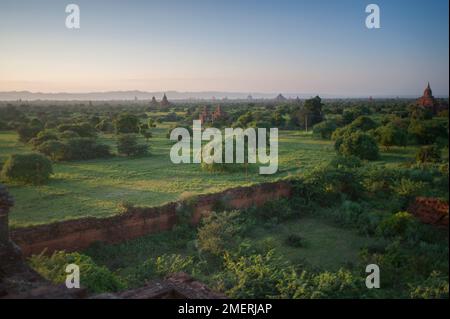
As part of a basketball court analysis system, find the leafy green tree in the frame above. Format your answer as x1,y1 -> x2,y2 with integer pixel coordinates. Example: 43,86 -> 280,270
408,120 -> 448,146
117,134 -> 148,157
29,130 -> 58,148
95,119 -> 114,133
376,211 -> 418,239
336,131 -> 379,161
350,116 -> 377,132
36,140 -> 67,161
313,120 -> 338,139
271,110 -> 285,127
290,96 -> 324,130
1,153 -> 53,185
374,124 -> 408,150
16,125 -> 41,143
57,122 -> 96,138
114,113 -> 140,134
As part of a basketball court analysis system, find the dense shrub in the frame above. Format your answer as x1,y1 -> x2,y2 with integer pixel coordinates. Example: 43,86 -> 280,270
285,234 -> 305,248
117,134 -> 148,157
197,210 -> 243,256
37,138 -> 111,161
374,124 -> 408,150
336,132 -> 379,161
17,125 -> 42,143
59,130 -> 80,139
36,140 -> 67,161
409,271 -> 449,299
408,120 -> 448,145
311,164 -> 365,202
216,250 -> 284,298
29,130 -> 58,148
1,153 -> 53,184
313,120 -> 338,139
64,138 -> 111,161
29,251 -> 125,293
114,113 -> 140,134
376,211 -> 418,239
57,122 -> 96,138
415,145 -> 442,164
250,199 -> 296,224
332,116 -> 378,141
95,119 -> 114,133
278,268 -> 362,299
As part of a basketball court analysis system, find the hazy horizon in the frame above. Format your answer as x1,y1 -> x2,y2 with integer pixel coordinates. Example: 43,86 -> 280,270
1,0 -> 449,96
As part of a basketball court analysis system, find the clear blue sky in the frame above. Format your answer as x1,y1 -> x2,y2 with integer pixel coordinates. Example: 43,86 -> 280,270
0,0 -> 448,96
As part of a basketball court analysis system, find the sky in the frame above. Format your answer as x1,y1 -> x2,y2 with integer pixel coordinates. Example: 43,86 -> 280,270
0,0 -> 448,97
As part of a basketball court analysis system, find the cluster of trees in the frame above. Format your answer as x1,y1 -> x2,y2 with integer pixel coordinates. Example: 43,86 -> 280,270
314,110 -> 448,163
1,153 -> 53,185
0,109 -> 158,184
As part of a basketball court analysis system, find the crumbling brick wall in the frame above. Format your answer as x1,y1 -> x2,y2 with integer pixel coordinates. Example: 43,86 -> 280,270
11,181 -> 292,256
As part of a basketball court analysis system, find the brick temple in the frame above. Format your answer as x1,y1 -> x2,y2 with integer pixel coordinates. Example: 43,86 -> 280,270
199,105 -> 227,124
416,82 -> 444,114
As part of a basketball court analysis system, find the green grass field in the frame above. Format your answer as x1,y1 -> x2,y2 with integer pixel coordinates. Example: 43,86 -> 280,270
0,128 -> 418,227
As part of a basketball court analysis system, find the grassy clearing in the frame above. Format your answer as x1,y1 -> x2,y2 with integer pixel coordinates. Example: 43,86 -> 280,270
84,216 -> 376,280
0,128 -> 417,227
247,217 -> 379,270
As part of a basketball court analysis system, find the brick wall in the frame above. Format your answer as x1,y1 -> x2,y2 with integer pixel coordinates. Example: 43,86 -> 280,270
11,181 -> 292,256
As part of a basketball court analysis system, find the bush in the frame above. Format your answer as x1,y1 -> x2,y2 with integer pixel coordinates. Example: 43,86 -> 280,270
29,251 -> 125,293
36,140 -> 67,161
416,145 -> 441,164
277,268 -> 361,299
117,134 -> 148,157
336,131 -> 379,161
17,125 -> 41,143
114,113 -> 140,134
392,178 -> 427,199
313,120 -> 338,139
374,124 -> 408,150
57,122 -> 96,138
1,153 -> 53,184
285,234 -> 305,248
349,116 -> 378,132
408,120 -> 448,145
376,211 -> 418,239
217,250 -> 284,298
332,116 -> 377,141
306,164 -> 365,203
59,130 -> 80,139
29,130 -> 58,148
250,199 -> 296,224
197,210 -> 243,256
409,271 -> 449,299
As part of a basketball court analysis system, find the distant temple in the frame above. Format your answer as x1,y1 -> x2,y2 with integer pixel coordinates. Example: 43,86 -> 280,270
199,105 -> 227,124
275,94 -> 287,102
150,96 -> 159,108
416,82 -> 445,114
160,93 -> 170,108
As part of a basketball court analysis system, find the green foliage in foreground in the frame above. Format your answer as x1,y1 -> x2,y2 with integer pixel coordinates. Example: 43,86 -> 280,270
28,251 -> 125,293
29,159 -> 449,298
